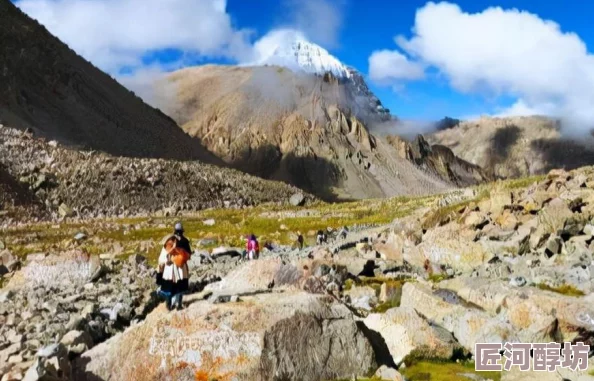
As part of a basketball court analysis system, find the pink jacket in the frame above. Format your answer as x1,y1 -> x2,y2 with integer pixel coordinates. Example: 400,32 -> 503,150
247,239 -> 259,252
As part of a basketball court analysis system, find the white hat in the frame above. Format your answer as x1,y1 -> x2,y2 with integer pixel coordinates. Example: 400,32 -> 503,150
174,222 -> 183,232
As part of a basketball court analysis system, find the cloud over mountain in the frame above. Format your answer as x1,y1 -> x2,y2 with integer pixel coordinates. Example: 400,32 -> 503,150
369,1 -> 594,135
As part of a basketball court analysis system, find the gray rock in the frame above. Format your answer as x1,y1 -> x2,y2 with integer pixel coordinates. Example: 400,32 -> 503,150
202,219 -> 215,226
73,232 -> 87,241
0,342 -> 24,364
37,343 -> 63,358
58,203 -> 75,218
510,276 -> 527,287
0,250 -> 19,273
60,330 -> 93,351
374,365 -> 403,380
26,253 -> 46,262
128,254 -> 146,267
584,224 -> 594,237
289,193 -> 305,207
0,289 -> 14,303
545,236 -> 562,257
197,238 -> 218,247
25,344 -> 70,381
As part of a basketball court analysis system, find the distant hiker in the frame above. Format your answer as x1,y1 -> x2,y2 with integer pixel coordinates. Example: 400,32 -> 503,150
316,230 -> 327,245
296,233 -> 304,250
338,226 -> 348,240
156,223 -> 191,311
246,234 -> 260,260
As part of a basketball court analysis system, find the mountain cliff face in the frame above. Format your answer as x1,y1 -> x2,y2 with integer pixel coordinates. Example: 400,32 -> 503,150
0,0 -> 218,163
153,64 -> 487,201
427,116 -> 594,179
386,135 -> 493,186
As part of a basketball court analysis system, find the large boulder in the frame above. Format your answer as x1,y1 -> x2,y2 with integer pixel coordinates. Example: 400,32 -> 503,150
289,193 -> 305,207
399,283 -> 516,353
440,277 -> 594,342
410,224 -> 491,272
0,250 -> 19,275
6,250 -> 102,290
72,292 -> 377,381
205,258 -> 282,295
344,286 -> 378,311
363,306 -> 459,365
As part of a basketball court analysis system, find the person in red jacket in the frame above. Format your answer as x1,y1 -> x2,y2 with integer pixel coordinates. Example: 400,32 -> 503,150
246,234 -> 260,260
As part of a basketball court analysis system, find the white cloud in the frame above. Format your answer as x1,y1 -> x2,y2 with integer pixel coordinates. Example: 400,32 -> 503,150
368,50 -> 425,84
116,65 -> 177,109
281,0 -> 346,49
16,0 -> 253,73
383,1 -> 594,135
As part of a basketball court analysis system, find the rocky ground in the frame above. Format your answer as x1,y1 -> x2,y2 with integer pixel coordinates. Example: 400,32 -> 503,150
4,167 -> 594,380
0,125 -> 313,223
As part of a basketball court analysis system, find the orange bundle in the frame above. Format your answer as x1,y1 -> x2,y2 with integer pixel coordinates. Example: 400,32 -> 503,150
164,236 -> 190,267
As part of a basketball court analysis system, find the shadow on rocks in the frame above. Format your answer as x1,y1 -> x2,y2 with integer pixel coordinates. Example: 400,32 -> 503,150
356,321 -> 397,370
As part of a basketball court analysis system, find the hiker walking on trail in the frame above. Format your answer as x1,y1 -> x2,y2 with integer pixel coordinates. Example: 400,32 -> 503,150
338,226 -> 348,240
246,234 -> 260,260
156,222 -> 191,311
316,230 -> 327,245
293,232 -> 304,250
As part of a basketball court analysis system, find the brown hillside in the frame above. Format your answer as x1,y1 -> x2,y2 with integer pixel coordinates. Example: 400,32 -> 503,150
427,116 -> 594,179
0,0 -> 219,163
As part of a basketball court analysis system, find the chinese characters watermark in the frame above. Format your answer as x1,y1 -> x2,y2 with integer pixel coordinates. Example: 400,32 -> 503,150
476,342 -> 590,372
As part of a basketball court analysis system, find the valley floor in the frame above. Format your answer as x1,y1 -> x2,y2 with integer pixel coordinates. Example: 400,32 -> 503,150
2,171 -> 594,381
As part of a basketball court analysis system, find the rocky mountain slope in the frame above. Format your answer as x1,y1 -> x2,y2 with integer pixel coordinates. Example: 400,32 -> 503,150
4,167 -> 594,380
427,116 -> 594,179
153,64 -> 488,201
0,0 -> 218,162
0,125 -> 311,223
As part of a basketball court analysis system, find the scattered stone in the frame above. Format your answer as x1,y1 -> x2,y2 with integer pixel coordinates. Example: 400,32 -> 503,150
25,253 -> 46,262
202,219 -> 215,226
583,224 -> 594,237
60,330 -> 93,352
73,232 -> 87,241
58,203 -> 75,218
379,282 -> 401,304
509,276 -> 527,287
374,365 -> 404,381
289,193 -> 305,206
128,254 -> 146,267
545,236 -> 562,257
344,286 -> 378,311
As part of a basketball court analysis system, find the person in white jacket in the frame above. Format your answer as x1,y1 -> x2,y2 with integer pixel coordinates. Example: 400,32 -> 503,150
156,223 -> 191,311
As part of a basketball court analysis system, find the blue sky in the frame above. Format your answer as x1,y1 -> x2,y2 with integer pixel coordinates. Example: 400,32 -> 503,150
14,0 -> 594,127
223,0 -> 594,120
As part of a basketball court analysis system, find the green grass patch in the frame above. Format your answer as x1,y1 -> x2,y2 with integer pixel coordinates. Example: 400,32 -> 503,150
3,194 -> 440,263
427,274 -> 449,283
421,200 -> 473,230
501,175 -> 546,190
401,361 -> 501,381
536,283 -> 585,296
372,298 -> 400,313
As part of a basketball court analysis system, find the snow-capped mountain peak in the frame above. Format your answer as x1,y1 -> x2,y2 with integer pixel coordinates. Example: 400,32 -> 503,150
249,29 -> 351,79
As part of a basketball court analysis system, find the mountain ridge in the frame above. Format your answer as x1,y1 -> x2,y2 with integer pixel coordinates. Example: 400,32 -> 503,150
0,0 -> 219,163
